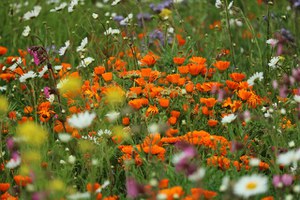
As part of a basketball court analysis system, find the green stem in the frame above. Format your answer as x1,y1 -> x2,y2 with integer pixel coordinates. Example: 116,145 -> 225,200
224,0 -> 236,68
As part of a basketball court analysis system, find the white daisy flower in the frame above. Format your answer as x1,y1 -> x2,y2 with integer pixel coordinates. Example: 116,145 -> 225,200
0,86 -> 7,91
221,114 -> 237,124
249,158 -> 261,166
220,176 -> 230,192
78,57 -> 94,68
105,111 -> 120,122
92,13 -> 98,19
268,56 -> 280,69
67,111 -> 96,129
38,65 -> 48,77
277,149 -> 300,166
19,71 -> 37,82
233,174 -> 268,198
68,0 -> 78,12
68,155 -> 76,164
104,27 -> 120,35
111,0 -> 121,6
247,72 -> 264,86
22,26 -> 31,37
9,57 -> 22,71
50,2 -> 68,12
76,37 -> 88,52
23,6 -> 42,21
59,40 -> 70,56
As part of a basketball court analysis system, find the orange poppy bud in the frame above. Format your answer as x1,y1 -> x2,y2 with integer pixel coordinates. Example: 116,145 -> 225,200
0,46 -> 8,56
208,119 -> 218,127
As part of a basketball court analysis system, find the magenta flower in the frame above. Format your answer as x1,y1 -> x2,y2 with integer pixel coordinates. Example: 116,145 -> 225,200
28,46 -> 48,66
44,87 -> 50,99
126,177 -> 145,199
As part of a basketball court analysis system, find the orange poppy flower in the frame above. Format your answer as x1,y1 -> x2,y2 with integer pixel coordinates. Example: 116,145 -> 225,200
24,106 -> 33,114
86,182 -> 101,192
0,192 -> 18,200
170,110 -> 180,118
146,105 -> 159,117
190,188 -> 217,199
185,82 -> 194,93
188,63 -> 205,76
94,66 -> 106,75
261,196 -> 274,200
140,54 -> 157,67
207,156 -> 231,170
230,73 -> 246,82
189,57 -> 206,65
173,57 -> 185,65
14,175 -> 32,187
0,183 -> 10,192
176,34 -> 186,46
159,98 -> 170,108
200,98 -> 217,108
226,80 -> 239,90
0,46 -> 8,56
178,65 -> 189,74
159,179 -> 169,189
103,195 -> 119,200
237,89 -> 252,101
159,186 -> 184,200
102,72 -> 113,82
214,61 -> 230,71
168,116 -> 177,125
208,119 -> 218,127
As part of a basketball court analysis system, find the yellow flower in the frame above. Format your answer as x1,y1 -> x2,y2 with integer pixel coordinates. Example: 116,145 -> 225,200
58,77 -> 82,97
159,9 -> 172,20
0,96 -> 9,114
16,122 -> 47,146
105,86 -> 125,105
50,179 -> 65,191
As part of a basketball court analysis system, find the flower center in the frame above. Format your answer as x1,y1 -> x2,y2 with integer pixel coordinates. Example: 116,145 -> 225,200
246,182 -> 257,190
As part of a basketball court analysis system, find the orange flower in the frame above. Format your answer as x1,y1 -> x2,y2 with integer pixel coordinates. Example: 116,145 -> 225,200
14,175 -> 32,187
170,110 -> 180,118
86,182 -> 101,192
24,106 -> 33,114
0,183 -> 10,192
226,80 -> 239,90
0,192 -> 17,200
102,72 -> 113,82
185,82 -> 194,93
188,63 -> 205,76
103,195 -> 119,200
207,156 -> 231,170
159,98 -> 170,108
189,57 -> 206,65
176,34 -> 186,46
208,119 -> 218,127
214,61 -> 230,71
230,73 -> 246,82
178,65 -> 189,74
190,188 -> 217,199
168,116 -> 177,125
159,179 -> 169,189
140,54 -> 157,67
237,89 -> 252,101
94,66 -> 106,75
146,105 -> 159,117
261,196 -> 274,200
0,46 -> 8,56
122,117 -> 130,126
159,186 -> 184,200
200,98 -> 217,108
173,57 -> 185,65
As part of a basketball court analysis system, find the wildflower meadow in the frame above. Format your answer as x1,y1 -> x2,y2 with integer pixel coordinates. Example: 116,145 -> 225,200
1,0 -> 300,199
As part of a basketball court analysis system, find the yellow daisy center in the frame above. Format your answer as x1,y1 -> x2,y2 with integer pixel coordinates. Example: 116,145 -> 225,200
246,182 -> 257,190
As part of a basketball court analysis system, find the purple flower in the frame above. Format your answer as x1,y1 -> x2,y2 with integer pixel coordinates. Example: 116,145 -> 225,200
281,174 -> 293,186
44,87 -> 50,99
28,46 -> 48,66
272,175 -> 282,188
126,177 -> 145,198
6,137 -> 15,152
113,15 -> 124,23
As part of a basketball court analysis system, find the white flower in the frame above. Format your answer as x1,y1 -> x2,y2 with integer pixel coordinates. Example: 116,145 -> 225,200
23,6 -> 42,20
111,0 -> 121,6
105,111 -> 120,122
59,40 -> 70,56
266,38 -> 279,47
148,123 -> 159,134
68,0 -> 78,12
104,27 -> 120,35
9,57 -> 22,71
76,37 -> 88,52
247,72 -> 264,86
288,141 -> 295,148
68,155 -> 76,164
294,95 -> 300,103
277,149 -> 300,166
50,2 -> 68,12
22,26 -> 31,37
6,156 -> 21,169
268,56 -> 280,69
220,176 -> 230,192
58,133 -> 72,143
188,168 -> 206,182
215,0 -> 222,8
249,158 -> 261,166
0,86 -> 7,91
78,57 -> 94,68
38,65 -> 48,77
97,129 -> 112,136
233,174 -> 268,198
67,111 -> 96,129
221,114 -> 237,124
228,1 -> 233,9
92,13 -> 98,19
19,71 -> 37,82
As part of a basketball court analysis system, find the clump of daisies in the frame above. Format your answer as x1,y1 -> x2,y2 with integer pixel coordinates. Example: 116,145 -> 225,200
247,72 -> 264,86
